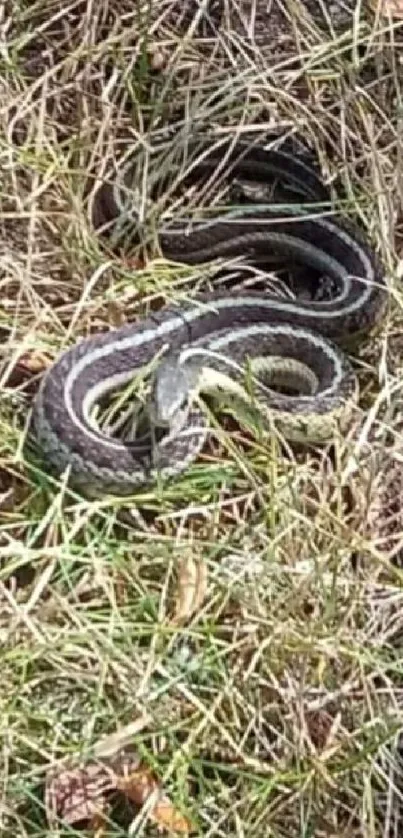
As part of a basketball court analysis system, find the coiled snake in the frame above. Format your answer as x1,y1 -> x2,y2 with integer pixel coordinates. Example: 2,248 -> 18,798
29,138 -> 387,497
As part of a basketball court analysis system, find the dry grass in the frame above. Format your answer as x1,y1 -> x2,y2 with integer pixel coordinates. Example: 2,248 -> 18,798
1,1 -> 403,835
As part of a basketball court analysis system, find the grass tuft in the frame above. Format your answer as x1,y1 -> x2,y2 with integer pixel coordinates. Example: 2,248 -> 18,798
1,1 -> 403,835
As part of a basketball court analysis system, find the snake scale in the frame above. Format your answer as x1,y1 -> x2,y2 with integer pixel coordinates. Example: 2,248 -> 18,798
29,138 -> 388,498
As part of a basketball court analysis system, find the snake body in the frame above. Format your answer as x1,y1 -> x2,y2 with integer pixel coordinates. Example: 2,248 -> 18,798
30,139 -> 387,497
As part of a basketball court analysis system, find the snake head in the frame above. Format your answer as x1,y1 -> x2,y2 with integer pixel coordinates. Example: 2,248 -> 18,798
150,352 -> 200,431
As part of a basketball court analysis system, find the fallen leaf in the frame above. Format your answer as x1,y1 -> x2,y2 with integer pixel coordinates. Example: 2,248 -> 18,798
45,762 -> 115,829
122,255 -> 146,270
171,555 -> 208,625
3,349 -> 52,389
18,350 -> 52,373
118,769 -> 192,834
152,797 -> 193,833
45,729 -> 193,834
117,767 -> 159,806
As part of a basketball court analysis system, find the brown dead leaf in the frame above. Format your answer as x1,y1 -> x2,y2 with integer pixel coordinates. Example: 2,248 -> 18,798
45,723 -> 193,835
122,255 -> 146,270
45,762 -> 115,829
152,797 -> 193,833
171,555 -> 208,625
116,767 -> 159,806
117,769 -> 192,834
19,350 -> 52,373
152,797 -> 192,835
3,349 -> 52,389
